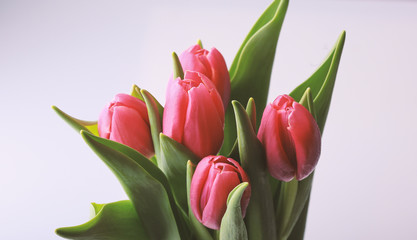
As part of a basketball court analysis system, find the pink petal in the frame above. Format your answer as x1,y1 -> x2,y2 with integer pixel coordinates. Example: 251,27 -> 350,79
163,77 -> 189,143
288,102 -> 321,180
183,83 -> 224,158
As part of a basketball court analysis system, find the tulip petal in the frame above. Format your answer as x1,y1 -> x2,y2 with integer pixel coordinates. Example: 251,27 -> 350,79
288,103 -> 321,180
110,106 -> 153,158
183,83 -> 224,158
163,77 -> 189,144
202,170 -> 241,230
190,157 -> 212,222
207,47 -> 231,108
258,104 -> 295,181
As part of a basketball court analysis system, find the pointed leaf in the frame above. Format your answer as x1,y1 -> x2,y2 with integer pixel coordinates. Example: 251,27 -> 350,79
232,100 -> 276,240
222,0 -> 289,155
290,31 -> 346,132
197,39 -> 203,48
56,200 -> 148,240
186,161 -> 213,240
141,89 -> 163,162
227,98 -> 257,160
81,131 -> 181,240
78,131 -> 170,194
159,133 -> 199,212
52,106 -> 98,136
172,52 -> 184,79
219,182 -> 249,240
130,84 -> 145,101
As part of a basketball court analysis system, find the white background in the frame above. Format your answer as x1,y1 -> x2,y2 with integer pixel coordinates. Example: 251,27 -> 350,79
1,0 -> 417,239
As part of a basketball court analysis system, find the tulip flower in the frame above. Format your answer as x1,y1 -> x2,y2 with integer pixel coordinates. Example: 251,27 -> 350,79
98,93 -> 154,158
190,155 -> 251,230
163,71 -> 224,158
179,44 -> 230,109
257,95 -> 321,182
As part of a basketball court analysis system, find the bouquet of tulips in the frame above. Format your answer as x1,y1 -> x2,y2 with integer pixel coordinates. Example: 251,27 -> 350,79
53,1 -> 345,239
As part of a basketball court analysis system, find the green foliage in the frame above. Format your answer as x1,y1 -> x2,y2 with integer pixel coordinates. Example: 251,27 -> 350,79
221,0 -> 289,155
219,183 -> 249,240
52,106 -> 98,136
233,100 -> 277,240
56,200 -> 148,240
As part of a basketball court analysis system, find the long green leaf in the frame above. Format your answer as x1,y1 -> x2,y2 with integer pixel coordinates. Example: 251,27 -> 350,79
81,131 -> 181,240
283,31 -> 346,239
56,200 -> 148,240
290,31 -> 346,132
221,0 -> 289,155
141,89 -> 163,162
52,106 -> 98,136
219,182 -> 249,240
160,133 -> 199,212
233,100 -> 276,240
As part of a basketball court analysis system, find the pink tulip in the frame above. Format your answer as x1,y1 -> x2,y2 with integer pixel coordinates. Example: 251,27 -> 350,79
163,71 -> 224,158
257,95 -> 321,181
179,44 -> 230,109
190,155 -> 251,230
98,93 -> 154,158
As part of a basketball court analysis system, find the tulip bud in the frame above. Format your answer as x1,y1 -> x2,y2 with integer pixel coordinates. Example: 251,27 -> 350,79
190,155 -> 251,230
98,93 -> 154,158
163,71 -> 224,158
179,44 -> 230,109
257,95 -> 321,181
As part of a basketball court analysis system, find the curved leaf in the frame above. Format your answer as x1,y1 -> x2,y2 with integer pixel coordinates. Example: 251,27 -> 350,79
219,182 -> 249,240
160,133 -> 199,212
52,106 -> 98,136
232,100 -> 276,240
141,89 -> 163,163
290,31 -> 346,132
56,200 -> 148,240
221,0 -> 289,155
81,131 -> 181,240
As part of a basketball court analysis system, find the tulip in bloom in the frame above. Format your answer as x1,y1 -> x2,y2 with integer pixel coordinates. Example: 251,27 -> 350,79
163,71 -> 224,158
190,155 -> 251,230
98,93 -> 154,158
179,44 -> 230,109
257,95 -> 321,182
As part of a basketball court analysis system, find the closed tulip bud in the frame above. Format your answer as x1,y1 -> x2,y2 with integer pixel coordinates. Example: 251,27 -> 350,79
190,155 -> 251,230
257,95 -> 321,182
163,71 -> 224,158
179,44 -> 230,109
98,93 -> 154,158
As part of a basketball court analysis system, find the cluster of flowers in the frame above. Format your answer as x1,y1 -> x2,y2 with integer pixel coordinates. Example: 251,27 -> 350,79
97,44 -> 321,230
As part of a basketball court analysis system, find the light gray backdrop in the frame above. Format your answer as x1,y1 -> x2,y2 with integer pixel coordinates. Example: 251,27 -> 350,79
1,0 -> 416,239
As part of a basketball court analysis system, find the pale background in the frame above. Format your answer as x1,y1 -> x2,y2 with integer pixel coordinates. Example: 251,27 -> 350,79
1,0 -> 416,239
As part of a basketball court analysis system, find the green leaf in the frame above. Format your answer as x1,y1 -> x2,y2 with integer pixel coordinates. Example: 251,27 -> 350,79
140,89 -> 163,162
232,100 -> 276,240
186,161 -> 213,240
219,182 -> 249,240
197,39 -> 203,48
130,84 -> 144,101
290,31 -> 346,133
277,175 -> 314,240
81,131 -> 181,240
56,200 -> 148,240
52,106 -> 98,136
227,98 -> 257,160
172,52 -> 184,79
284,32 -> 346,239
159,133 -> 199,212
221,0 -> 289,155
